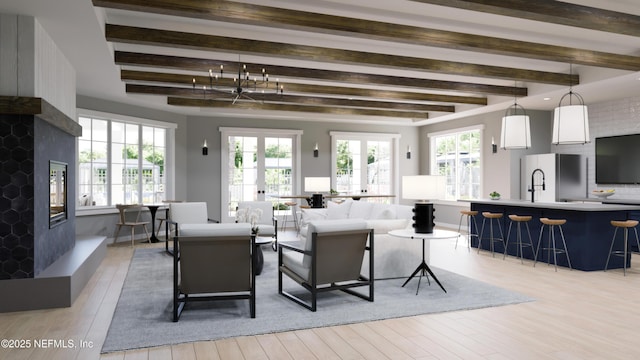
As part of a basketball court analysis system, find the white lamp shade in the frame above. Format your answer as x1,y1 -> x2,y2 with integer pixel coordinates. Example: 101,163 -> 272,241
304,177 -> 330,193
552,105 -> 590,144
402,175 -> 446,200
500,114 -> 531,149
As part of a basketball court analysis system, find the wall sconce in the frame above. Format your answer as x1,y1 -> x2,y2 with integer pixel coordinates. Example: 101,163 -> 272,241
406,145 -> 411,159
313,143 -> 319,158
202,139 -> 208,156
491,137 -> 497,154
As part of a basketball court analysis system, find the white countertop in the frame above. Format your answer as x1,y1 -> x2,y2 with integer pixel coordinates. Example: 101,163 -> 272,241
460,199 -> 640,211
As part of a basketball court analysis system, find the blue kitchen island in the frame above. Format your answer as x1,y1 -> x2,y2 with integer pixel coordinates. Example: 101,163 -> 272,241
466,199 -> 640,271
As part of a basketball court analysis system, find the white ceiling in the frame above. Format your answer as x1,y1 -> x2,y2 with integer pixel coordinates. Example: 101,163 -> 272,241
3,0 -> 640,126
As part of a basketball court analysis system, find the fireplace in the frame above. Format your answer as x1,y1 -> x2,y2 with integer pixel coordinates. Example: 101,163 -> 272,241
49,160 -> 67,228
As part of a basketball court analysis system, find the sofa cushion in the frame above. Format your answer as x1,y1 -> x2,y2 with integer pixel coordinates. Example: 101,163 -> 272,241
348,201 -> 374,219
370,204 -> 396,219
281,251 -> 310,282
326,199 -> 353,220
366,218 -> 409,234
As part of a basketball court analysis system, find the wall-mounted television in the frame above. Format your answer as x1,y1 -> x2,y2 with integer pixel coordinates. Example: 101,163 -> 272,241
596,134 -> 640,184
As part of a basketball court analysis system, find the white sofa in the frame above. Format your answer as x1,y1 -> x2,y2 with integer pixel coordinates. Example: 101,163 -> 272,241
298,200 -> 426,279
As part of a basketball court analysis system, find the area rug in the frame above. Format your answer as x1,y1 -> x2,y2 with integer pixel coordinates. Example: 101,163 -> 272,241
102,247 -> 533,353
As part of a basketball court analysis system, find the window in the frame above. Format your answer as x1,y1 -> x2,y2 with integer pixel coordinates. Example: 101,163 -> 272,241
330,131 -> 399,203
77,111 -> 176,207
429,126 -> 483,200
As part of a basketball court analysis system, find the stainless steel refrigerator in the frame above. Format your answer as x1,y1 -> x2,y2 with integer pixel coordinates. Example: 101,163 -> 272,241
520,153 -> 586,202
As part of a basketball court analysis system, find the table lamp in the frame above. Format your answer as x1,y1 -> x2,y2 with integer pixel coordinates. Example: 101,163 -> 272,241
304,177 -> 330,208
402,175 -> 446,233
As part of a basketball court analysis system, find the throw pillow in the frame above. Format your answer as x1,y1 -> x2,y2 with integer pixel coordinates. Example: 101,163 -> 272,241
348,201 -> 374,219
299,208 -> 327,225
326,199 -> 353,220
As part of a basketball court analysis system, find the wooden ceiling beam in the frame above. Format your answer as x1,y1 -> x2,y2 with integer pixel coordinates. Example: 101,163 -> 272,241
93,0 -> 640,71
167,97 -> 429,120
127,84 -> 456,112
116,51 -> 519,98
121,69 -> 487,106
105,24 -> 577,86
410,0 -> 640,38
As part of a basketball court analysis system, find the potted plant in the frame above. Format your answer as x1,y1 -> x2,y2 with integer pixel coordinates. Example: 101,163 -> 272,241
489,191 -> 501,200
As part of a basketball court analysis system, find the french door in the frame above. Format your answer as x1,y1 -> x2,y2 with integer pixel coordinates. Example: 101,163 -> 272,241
330,131 -> 400,203
220,127 -> 302,222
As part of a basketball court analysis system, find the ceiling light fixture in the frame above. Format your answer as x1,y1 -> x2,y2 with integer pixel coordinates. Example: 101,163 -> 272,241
500,82 -> 531,149
552,64 -> 589,145
192,58 -> 283,103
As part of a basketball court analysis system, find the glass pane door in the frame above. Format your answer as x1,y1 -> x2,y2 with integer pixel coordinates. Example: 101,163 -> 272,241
335,138 -> 392,202
222,130 -> 300,223
227,136 -> 259,217
366,140 -> 391,201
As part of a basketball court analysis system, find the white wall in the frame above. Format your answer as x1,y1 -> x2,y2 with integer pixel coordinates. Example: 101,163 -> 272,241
0,14 -> 75,118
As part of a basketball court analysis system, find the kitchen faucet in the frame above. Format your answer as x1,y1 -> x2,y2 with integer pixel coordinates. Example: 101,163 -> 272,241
529,168 -> 546,203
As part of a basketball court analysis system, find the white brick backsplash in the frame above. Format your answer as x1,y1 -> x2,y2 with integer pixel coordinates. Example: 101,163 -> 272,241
555,96 -> 640,199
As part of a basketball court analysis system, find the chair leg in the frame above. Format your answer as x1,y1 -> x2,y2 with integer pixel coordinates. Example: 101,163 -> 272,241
558,225 -> 572,270
113,225 -> 122,244
604,227 -> 620,272
455,214 -> 464,249
478,218 -> 486,254
534,225 -> 544,266
130,226 -> 135,247
142,224 -> 150,242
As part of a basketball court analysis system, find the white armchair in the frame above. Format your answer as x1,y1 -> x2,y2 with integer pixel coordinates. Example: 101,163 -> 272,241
237,201 -> 278,250
167,202 -> 218,254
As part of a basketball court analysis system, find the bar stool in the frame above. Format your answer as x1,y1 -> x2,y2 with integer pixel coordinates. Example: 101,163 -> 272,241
456,210 -> 479,251
478,212 -> 504,257
535,218 -> 572,271
605,220 -> 640,276
281,201 -> 299,231
504,215 -> 534,264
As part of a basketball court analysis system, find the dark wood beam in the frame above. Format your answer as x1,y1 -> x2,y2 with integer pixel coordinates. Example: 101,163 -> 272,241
116,52 -> 520,98
410,0 -> 640,38
167,97 -> 429,120
122,70 -> 487,106
0,96 -> 82,137
105,24 -> 577,86
127,84 -> 456,112
93,0 -> 640,70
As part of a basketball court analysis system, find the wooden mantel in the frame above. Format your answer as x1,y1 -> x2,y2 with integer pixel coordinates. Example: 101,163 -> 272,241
0,96 -> 82,137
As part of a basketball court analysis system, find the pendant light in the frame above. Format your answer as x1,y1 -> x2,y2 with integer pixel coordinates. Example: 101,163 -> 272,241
500,82 -> 531,149
552,64 -> 590,145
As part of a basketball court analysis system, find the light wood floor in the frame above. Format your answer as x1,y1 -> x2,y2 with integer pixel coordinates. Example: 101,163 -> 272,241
2,229 -> 640,360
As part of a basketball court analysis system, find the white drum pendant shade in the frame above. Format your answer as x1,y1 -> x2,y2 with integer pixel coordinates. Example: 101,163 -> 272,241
500,114 -> 531,149
552,104 -> 590,145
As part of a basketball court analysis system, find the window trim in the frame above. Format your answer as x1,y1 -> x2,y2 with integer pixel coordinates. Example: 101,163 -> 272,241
76,109 -> 177,215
